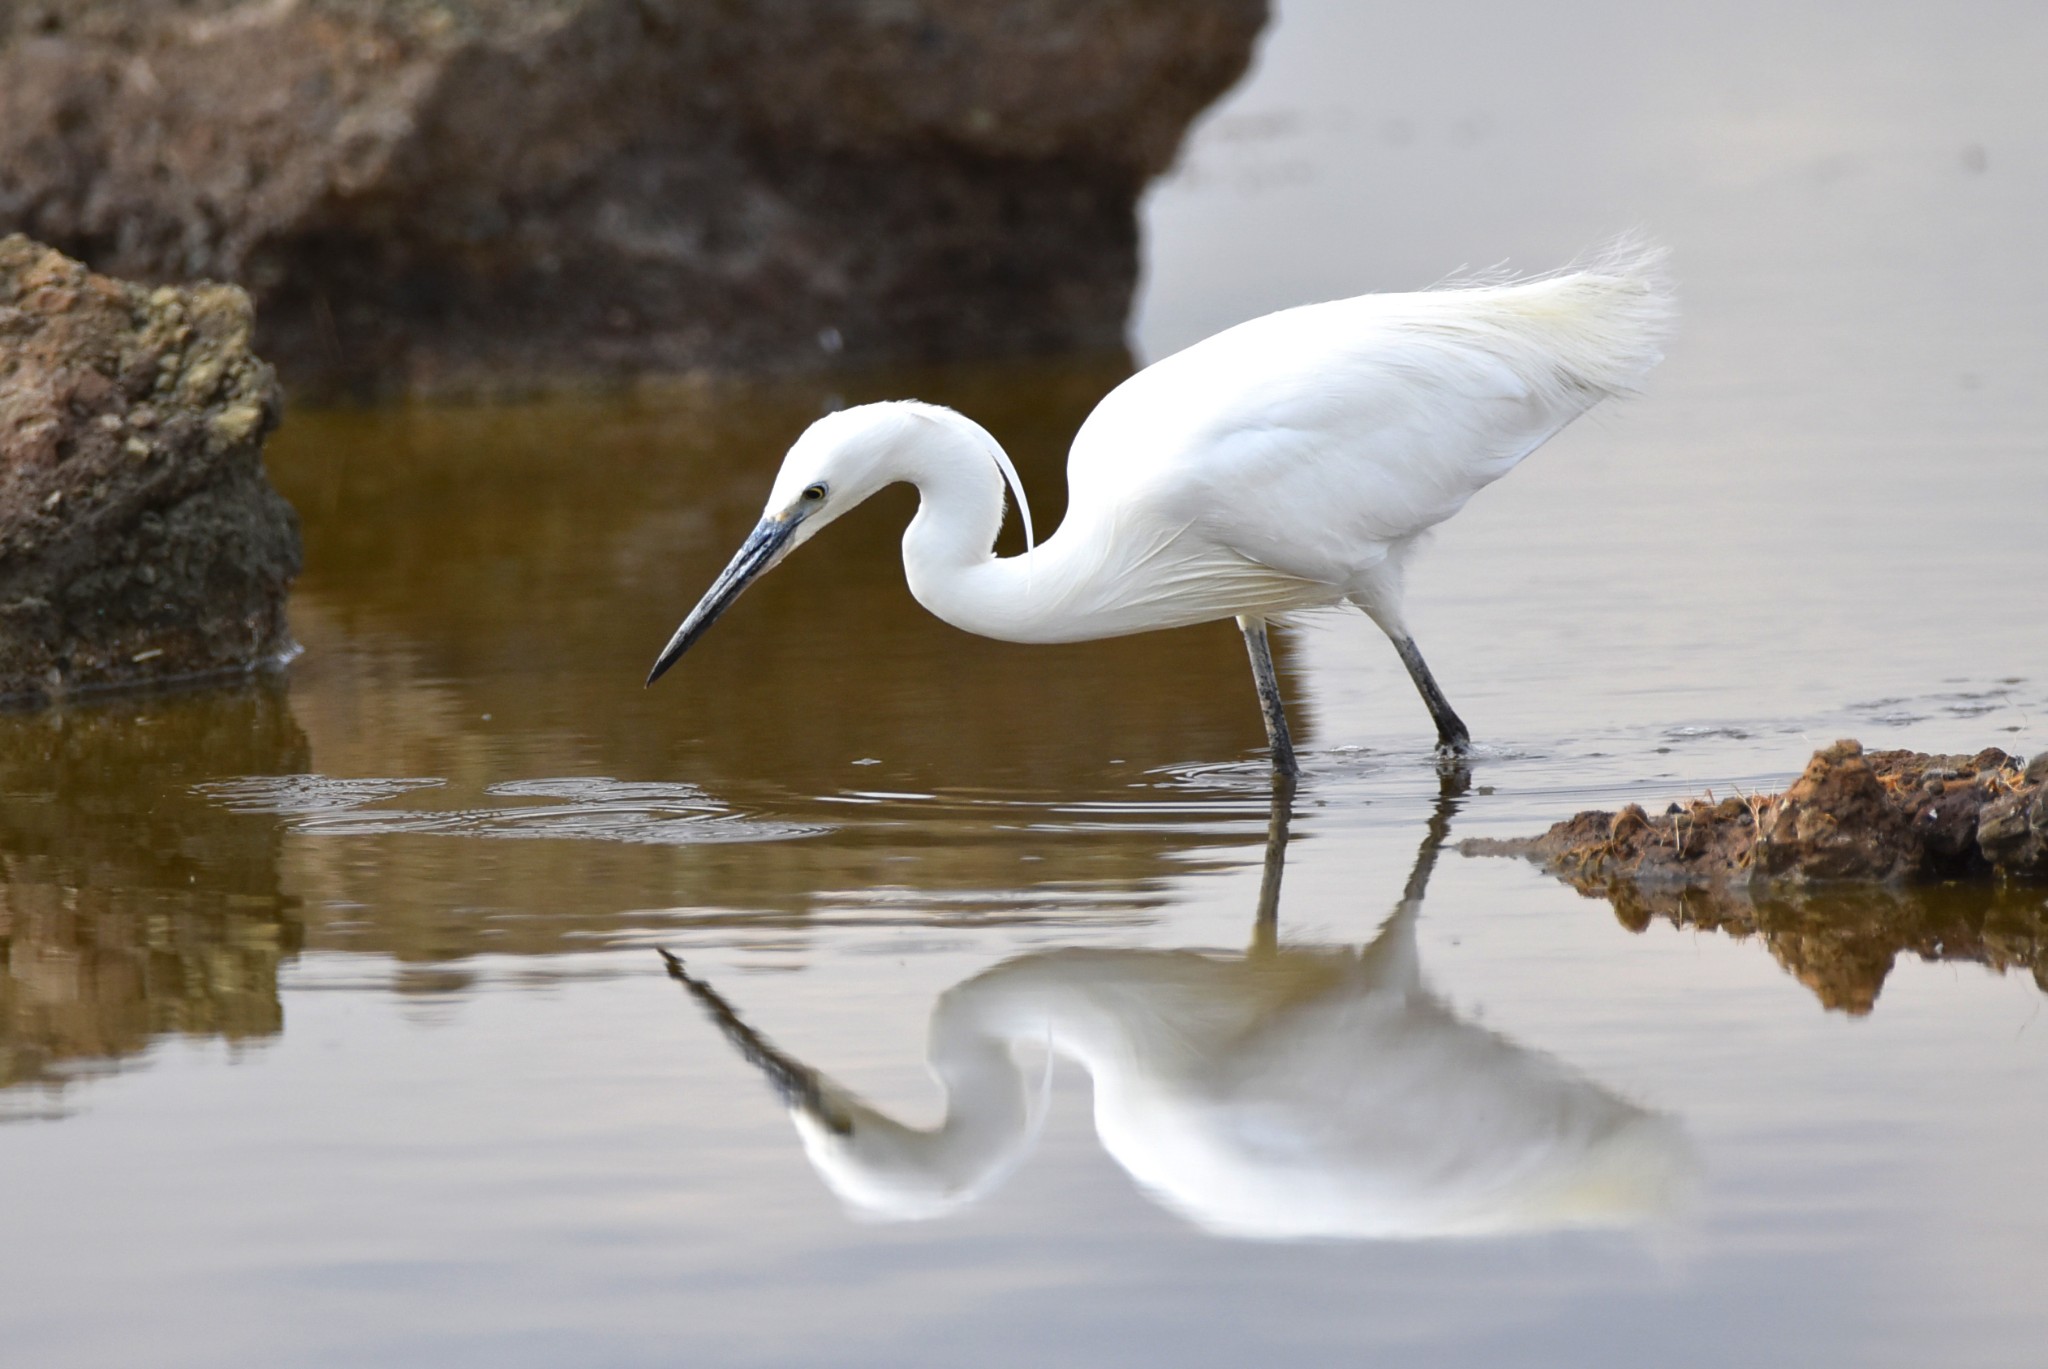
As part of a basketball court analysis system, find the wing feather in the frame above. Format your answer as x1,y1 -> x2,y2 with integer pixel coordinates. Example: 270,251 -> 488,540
1066,248 -> 1672,586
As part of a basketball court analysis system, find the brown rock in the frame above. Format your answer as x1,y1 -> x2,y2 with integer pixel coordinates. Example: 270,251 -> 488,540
1753,740 -> 1917,881
0,234 -> 300,704
0,0 -> 1270,397
1465,740 -> 2048,886
1977,785 -> 2048,874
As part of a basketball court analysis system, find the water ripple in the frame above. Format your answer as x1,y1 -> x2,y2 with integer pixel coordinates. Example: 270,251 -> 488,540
200,775 -> 447,813
196,774 -> 827,845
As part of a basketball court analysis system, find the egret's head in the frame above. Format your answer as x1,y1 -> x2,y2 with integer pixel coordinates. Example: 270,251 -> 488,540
645,401 -> 1018,685
642,404 -> 908,685
659,947 -> 1039,1224
760,403 -> 929,545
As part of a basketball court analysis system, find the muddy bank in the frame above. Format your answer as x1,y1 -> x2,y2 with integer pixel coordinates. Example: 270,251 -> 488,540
0,234 -> 300,704
1,0 -> 1268,398
1466,740 -> 2048,885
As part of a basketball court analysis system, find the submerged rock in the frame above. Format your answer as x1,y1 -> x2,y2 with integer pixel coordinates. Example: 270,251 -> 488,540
1466,740 -> 2048,885
0,0 -> 1269,397
0,234 -> 301,704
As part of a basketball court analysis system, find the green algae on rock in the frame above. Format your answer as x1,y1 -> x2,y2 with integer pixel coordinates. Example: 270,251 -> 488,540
0,235 -> 301,705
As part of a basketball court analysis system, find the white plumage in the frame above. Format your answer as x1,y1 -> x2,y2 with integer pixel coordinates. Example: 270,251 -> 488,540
649,241 -> 1673,770
660,817 -> 1694,1239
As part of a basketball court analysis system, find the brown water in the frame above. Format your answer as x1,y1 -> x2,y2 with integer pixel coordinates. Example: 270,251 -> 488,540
5,2 -> 2048,1366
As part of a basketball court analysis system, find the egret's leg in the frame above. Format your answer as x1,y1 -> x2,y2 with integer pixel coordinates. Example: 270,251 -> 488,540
1249,780 -> 1294,957
1236,615 -> 1300,780
1399,760 -> 1471,908
1393,635 -> 1470,753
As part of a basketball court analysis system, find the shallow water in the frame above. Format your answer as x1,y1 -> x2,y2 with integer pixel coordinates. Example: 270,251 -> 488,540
5,2 -> 2048,1366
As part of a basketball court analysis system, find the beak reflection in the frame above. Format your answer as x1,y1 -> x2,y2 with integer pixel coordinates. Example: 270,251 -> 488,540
646,515 -> 800,686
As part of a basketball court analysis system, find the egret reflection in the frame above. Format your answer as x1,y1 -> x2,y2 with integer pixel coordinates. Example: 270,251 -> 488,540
663,775 -> 1693,1239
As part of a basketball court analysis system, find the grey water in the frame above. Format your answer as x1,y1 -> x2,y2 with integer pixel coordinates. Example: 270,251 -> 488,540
4,2 -> 2046,1366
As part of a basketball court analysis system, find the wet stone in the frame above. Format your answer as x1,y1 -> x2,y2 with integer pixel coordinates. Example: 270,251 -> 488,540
1466,739 -> 2048,886
0,235 -> 301,705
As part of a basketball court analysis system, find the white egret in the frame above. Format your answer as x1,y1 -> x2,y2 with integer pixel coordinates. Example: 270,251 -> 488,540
659,779 -> 1693,1238
648,242 -> 1673,773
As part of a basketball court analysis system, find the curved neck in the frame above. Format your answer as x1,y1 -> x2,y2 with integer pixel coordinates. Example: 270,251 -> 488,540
668,947 -> 1038,1219
916,1004 -> 1038,1179
796,992 -> 1040,1218
895,427 -> 1033,636
893,426 -> 1142,645
884,418 -> 1306,645
900,424 -> 1005,547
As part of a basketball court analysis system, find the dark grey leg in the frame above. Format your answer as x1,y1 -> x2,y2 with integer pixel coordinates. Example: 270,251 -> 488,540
1236,615 -> 1300,780
1255,752 -> 1465,958
1249,782 -> 1293,957
1399,761 -> 1471,909
1393,634 -> 1470,753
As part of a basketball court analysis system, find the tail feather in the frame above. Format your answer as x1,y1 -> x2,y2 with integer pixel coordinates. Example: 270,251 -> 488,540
1417,236 -> 1676,405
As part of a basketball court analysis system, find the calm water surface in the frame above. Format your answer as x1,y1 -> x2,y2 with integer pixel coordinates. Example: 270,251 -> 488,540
5,3 -> 2047,1366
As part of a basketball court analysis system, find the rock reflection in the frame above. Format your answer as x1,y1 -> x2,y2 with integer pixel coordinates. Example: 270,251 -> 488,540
1592,880 -> 2048,1014
665,775 -> 1693,1239
0,682 -> 306,1111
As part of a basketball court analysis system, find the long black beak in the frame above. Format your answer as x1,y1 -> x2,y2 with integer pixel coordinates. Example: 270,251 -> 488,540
645,515 -> 799,686
657,949 -> 853,1135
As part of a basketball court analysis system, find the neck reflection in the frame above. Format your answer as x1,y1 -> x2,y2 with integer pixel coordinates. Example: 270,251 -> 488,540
664,769 -> 1693,1239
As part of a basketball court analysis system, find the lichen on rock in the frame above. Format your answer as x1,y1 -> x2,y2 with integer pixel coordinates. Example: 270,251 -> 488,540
0,234 -> 301,704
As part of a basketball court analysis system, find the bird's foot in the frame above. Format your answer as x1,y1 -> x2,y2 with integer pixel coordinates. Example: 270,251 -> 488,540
1430,742 -> 1473,802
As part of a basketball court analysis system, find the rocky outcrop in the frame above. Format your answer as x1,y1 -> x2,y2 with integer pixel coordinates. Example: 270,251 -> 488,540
0,234 -> 300,704
0,0 -> 1270,397
1466,740 -> 2048,886
1463,740 -> 2048,1013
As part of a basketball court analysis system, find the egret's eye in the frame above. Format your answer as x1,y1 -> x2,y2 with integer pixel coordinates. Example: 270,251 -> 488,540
801,483 -> 828,504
